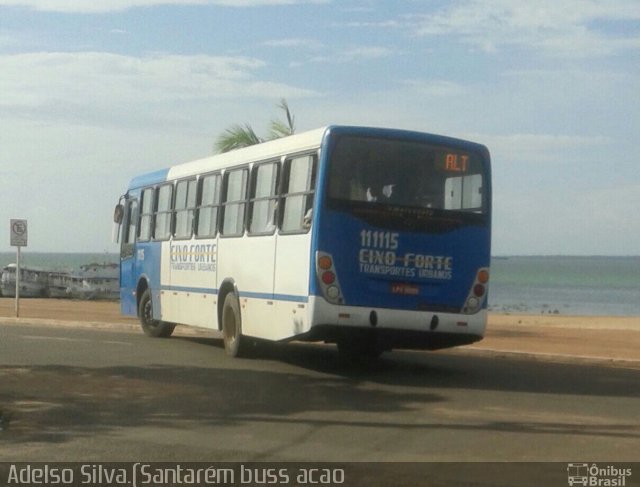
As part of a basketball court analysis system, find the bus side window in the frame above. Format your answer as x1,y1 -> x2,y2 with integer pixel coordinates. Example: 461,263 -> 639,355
196,173 -> 221,237
280,154 -> 316,233
120,199 -> 138,259
248,161 -> 279,235
221,167 -> 248,237
125,200 -> 138,244
174,178 -> 198,240
138,188 -> 155,242
154,183 -> 173,240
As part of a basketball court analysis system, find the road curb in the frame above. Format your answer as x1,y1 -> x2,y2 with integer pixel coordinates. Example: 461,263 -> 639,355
459,346 -> 640,368
0,317 -> 208,337
0,316 -> 139,330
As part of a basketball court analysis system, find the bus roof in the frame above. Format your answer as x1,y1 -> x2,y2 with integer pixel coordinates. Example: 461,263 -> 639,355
127,125 -> 489,190
127,126 -> 327,191
128,167 -> 172,191
169,126 -> 328,182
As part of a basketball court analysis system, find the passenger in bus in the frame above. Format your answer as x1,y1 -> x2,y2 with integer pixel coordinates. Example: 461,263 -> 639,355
366,184 -> 394,202
364,166 -> 396,203
303,207 -> 313,229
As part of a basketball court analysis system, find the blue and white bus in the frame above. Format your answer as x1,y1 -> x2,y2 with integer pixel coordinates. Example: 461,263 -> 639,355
113,126 -> 491,358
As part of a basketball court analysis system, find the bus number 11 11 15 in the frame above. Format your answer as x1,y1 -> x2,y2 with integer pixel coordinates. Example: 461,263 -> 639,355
360,230 -> 399,250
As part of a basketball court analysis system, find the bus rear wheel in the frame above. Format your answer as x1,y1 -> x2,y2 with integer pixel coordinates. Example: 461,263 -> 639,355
138,289 -> 175,338
222,292 -> 249,357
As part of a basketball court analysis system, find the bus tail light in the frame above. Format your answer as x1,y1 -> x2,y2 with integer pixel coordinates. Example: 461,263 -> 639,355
473,284 -> 485,297
318,255 -> 333,270
477,269 -> 489,284
316,251 -> 343,304
326,285 -> 340,300
463,267 -> 489,314
321,271 -> 336,285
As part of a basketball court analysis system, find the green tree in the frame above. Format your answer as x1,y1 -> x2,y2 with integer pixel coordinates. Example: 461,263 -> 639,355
268,99 -> 296,139
214,99 -> 296,153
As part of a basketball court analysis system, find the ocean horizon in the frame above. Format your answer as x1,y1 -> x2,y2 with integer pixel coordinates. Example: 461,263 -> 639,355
1,252 -> 638,317
489,255 -> 640,317
0,252 -> 119,272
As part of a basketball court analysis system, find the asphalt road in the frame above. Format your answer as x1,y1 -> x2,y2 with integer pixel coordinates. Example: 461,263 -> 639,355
1,321 -> 639,465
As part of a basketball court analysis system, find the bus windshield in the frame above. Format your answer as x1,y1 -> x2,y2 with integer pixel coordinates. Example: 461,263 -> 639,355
326,135 -> 488,224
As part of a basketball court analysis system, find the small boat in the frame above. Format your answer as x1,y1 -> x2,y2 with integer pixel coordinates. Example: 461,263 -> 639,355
1,264 -> 49,298
66,263 -> 119,300
47,271 -> 74,298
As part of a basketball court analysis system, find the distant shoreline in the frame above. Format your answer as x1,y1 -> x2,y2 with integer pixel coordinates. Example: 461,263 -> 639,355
2,253 -> 638,317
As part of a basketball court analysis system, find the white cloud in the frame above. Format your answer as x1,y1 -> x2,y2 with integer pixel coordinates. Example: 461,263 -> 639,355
0,52 -> 318,126
477,133 -> 612,164
0,50 -> 323,252
402,79 -> 467,97
340,46 -> 393,60
261,38 -> 324,50
309,46 -> 393,64
0,122 -> 191,253
493,184 -> 640,255
335,19 -> 400,29
0,31 -> 15,48
412,0 -> 640,56
536,28 -> 640,57
0,0 -> 330,13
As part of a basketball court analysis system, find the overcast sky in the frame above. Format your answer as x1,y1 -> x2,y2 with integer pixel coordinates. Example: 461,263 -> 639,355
1,0 -> 638,255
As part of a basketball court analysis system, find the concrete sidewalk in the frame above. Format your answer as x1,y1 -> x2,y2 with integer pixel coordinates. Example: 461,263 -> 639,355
467,314 -> 640,368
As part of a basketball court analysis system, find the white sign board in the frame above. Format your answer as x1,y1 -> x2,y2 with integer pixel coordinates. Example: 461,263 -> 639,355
10,219 -> 28,247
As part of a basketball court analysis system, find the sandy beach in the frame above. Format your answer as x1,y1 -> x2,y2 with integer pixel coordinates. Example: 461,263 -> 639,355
1,298 -> 639,366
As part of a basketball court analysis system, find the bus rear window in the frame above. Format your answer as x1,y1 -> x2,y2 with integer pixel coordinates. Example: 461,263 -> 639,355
327,135 -> 486,213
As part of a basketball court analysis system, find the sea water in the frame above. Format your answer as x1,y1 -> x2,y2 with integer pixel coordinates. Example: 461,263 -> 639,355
0,252 -> 119,272
489,256 -> 640,316
1,252 -> 638,317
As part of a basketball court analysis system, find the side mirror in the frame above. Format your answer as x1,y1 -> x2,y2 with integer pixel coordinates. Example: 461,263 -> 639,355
113,204 -> 124,224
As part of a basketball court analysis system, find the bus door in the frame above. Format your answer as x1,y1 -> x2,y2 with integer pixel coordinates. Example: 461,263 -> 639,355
118,195 -> 139,316
230,163 -> 279,338
169,177 -> 215,328
273,154 -> 317,338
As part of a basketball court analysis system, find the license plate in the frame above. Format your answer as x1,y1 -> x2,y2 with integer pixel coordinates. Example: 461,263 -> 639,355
390,283 -> 419,296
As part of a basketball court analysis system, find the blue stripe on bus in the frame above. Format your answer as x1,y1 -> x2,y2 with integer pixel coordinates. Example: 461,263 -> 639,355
160,285 -> 308,304
161,285 -> 217,295
273,293 -> 308,303
240,291 -> 308,303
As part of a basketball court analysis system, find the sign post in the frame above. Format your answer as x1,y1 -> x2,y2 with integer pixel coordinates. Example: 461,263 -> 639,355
10,219 -> 28,318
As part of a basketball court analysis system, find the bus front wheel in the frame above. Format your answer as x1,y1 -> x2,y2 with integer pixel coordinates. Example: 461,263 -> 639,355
222,292 -> 249,357
138,289 -> 175,338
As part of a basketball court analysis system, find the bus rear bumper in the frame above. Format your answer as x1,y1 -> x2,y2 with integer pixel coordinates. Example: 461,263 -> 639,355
306,297 -> 486,350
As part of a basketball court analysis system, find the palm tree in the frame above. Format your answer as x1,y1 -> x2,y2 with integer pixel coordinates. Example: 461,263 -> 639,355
214,98 -> 296,153
214,123 -> 262,154
268,99 -> 296,139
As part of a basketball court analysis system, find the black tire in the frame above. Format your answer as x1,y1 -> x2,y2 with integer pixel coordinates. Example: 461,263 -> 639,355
222,292 -> 249,357
138,289 -> 175,338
